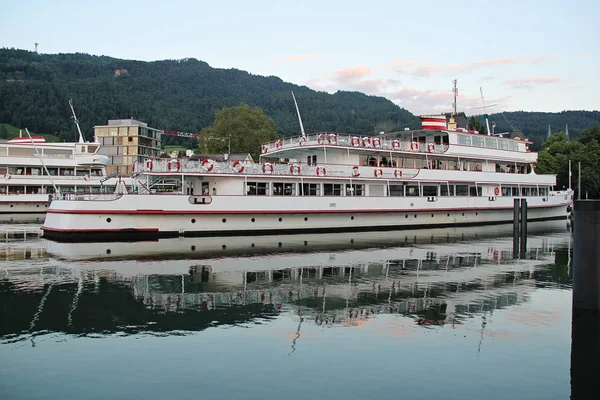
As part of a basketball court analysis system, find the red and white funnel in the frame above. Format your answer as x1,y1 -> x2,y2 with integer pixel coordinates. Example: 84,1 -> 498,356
420,115 -> 447,130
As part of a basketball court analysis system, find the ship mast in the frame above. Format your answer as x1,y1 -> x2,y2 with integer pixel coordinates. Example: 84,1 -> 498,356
452,79 -> 458,116
291,91 -> 306,137
69,99 -> 85,143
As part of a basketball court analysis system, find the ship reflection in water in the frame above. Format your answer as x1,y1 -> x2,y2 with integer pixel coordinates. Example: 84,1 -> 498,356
0,221 -> 575,400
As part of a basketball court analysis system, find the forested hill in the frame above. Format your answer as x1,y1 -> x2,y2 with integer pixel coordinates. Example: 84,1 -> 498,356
478,111 -> 600,149
0,49 -> 419,145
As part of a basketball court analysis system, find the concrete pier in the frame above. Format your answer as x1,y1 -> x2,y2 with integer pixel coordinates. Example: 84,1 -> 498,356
572,200 -> 600,311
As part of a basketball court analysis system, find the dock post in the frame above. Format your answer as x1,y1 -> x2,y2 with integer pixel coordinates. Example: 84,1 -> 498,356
573,200 -> 600,311
520,199 -> 528,256
513,199 -> 520,258
571,201 -> 600,399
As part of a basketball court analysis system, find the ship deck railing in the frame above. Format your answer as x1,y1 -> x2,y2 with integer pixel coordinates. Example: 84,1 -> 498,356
135,159 -> 421,180
261,132 -> 449,155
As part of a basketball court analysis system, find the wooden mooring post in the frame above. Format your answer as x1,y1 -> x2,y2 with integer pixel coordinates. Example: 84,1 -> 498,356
513,198 -> 527,257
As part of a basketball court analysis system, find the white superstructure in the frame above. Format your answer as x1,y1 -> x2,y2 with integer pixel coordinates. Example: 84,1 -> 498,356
41,115 -> 573,241
0,135 -> 130,220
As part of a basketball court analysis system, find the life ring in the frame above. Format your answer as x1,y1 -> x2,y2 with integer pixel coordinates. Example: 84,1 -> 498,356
411,141 -> 419,151
290,164 -> 301,175
145,159 -> 153,170
372,137 -> 382,148
262,163 -> 274,174
299,136 -> 307,146
316,166 -> 327,176
4,174 -> 10,180
232,160 -> 245,173
318,133 -> 326,144
493,250 -> 498,261
328,133 -> 337,144
362,137 -> 372,147
351,137 -> 361,147
276,139 -> 283,149
427,143 -> 435,153
168,159 -> 180,172
201,158 -> 215,172
391,140 -> 400,150
494,187 -> 500,196
261,145 -> 268,154
83,174 -> 90,181
394,169 -> 402,178
352,166 -> 360,177
373,169 -> 383,178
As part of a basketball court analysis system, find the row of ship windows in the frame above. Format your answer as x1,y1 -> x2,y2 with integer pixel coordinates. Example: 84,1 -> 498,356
457,134 -> 520,151
246,182 -> 550,197
1,167 -> 103,176
0,185 -> 123,195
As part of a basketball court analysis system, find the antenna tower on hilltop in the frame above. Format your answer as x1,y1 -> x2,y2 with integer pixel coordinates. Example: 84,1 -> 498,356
35,43 -> 39,53
452,79 -> 458,115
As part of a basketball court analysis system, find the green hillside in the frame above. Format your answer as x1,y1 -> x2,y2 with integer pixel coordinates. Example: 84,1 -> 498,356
0,49 -> 419,147
0,123 -> 60,142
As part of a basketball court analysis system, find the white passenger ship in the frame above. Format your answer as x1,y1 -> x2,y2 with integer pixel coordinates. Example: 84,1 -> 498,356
41,114 -> 573,241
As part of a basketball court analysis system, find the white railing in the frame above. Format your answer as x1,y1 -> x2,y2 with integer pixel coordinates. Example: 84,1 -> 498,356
134,159 -> 420,180
260,133 -> 449,155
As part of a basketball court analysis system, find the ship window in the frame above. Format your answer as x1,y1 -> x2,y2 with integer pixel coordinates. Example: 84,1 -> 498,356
369,185 -> 385,197
469,186 -> 482,196
273,182 -> 296,196
499,140 -> 509,150
406,185 -> 419,196
323,183 -> 343,196
469,161 -> 482,171
247,182 -> 269,196
307,155 -> 317,166
345,184 -> 364,196
422,185 -> 438,196
442,135 -> 449,145
471,136 -> 484,147
60,168 -> 75,176
485,137 -> 497,149
301,183 -> 320,196
458,134 -> 471,146
402,158 -> 414,168
456,185 -> 469,196
440,184 -> 454,196
447,160 -> 458,170
531,187 -> 539,196
389,185 -> 404,196
522,187 -> 531,196
434,135 -> 442,145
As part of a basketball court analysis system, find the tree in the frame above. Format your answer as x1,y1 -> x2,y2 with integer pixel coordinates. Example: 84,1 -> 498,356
467,116 -> 485,134
0,124 -> 8,139
198,104 -> 279,160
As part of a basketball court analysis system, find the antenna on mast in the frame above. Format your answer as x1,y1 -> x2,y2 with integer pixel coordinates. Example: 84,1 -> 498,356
480,87 -> 492,136
291,91 -> 306,137
34,43 -> 39,53
452,79 -> 458,115
69,99 -> 85,143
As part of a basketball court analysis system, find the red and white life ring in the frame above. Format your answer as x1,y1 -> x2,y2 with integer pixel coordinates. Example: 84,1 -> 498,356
351,137 -> 361,147
232,160 -> 245,173
261,145 -> 269,154
494,187 -> 500,196
201,158 -> 215,172
276,139 -> 283,149
328,133 -> 337,144
316,166 -> 327,176
374,169 -> 383,178
391,140 -> 400,150
168,159 -> 180,172
145,159 -> 153,170
362,137 -> 372,147
83,174 -> 90,181
352,166 -> 360,177
299,136 -> 307,146
427,143 -> 435,153
318,134 -> 326,144
394,169 -> 402,178
4,174 -> 10,180
290,164 -> 301,175
262,163 -> 274,174
411,141 -> 419,151
372,137 -> 382,148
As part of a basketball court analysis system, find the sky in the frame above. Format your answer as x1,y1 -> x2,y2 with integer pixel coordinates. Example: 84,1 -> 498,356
2,0 -> 598,115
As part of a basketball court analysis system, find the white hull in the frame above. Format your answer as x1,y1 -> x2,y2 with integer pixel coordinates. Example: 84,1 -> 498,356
42,192 -> 572,241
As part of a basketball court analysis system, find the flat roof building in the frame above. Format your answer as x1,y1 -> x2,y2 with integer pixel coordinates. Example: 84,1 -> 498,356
94,119 -> 162,176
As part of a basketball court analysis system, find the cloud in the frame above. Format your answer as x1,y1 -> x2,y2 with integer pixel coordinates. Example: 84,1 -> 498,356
395,55 -> 552,77
274,55 -> 322,63
503,77 -> 563,89
333,66 -> 375,81
378,60 -> 416,69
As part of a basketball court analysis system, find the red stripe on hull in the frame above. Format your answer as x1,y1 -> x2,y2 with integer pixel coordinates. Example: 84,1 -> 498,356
46,202 -> 571,215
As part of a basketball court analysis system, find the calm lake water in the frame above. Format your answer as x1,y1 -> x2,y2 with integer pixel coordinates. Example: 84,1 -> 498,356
0,221 -> 578,399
